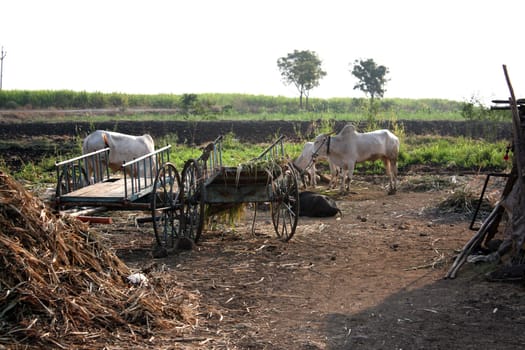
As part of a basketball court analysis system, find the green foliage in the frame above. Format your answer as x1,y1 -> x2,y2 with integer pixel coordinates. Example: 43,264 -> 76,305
12,156 -> 56,183
4,132 -> 513,188
0,90 -> 468,121
277,50 -> 327,109
5,100 -> 18,109
350,58 -> 390,124
350,58 -> 389,102
461,95 -> 509,122
387,114 -> 406,142
180,93 -> 199,116
401,136 -> 511,172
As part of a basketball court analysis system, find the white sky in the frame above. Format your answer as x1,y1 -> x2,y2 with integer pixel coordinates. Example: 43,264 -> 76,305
1,0 -> 524,104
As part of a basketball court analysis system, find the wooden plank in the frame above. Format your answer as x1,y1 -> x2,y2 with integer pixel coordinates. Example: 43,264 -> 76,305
76,216 -> 113,224
60,178 -> 154,204
62,179 -> 126,198
67,207 -> 107,217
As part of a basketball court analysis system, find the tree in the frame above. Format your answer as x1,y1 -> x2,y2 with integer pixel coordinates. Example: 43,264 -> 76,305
180,93 -> 199,116
350,58 -> 389,106
277,50 -> 326,109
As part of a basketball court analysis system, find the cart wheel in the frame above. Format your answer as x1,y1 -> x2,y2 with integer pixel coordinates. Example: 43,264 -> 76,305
270,162 -> 299,241
151,162 -> 182,250
56,164 -> 89,197
181,159 -> 205,243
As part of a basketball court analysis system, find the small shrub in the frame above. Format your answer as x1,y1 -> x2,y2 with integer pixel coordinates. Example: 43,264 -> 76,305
5,100 -> 18,109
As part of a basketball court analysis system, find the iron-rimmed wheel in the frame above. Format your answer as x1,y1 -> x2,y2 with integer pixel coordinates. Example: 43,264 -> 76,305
270,162 -> 299,241
151,162 -> 182,250
181,159 -> 205,243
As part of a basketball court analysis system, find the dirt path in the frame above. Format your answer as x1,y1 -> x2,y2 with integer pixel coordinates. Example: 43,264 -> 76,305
100,175 -> 525,349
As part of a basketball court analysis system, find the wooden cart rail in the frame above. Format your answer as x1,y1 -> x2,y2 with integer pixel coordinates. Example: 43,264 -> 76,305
199,135 -> 225,179
252,135 -> 285,162
55,145 -> 171,209
55,147 -> 111,195
197,135 -> 285,185
121,144 -> 171,199
178,134 -> 298,244
197,135 -> 288,204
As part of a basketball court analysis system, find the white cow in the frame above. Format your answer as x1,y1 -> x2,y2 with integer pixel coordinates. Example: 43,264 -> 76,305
294,141 -> 341,188
293,142 -> 318,188
313,124 -> 400,194
82,130 -> 156,180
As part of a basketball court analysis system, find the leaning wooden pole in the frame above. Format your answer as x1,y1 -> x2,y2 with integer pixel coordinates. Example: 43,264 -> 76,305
503,65 -> 525,253
503,65 -> 525,184
446,65 -> 525,279
445,203 -> 503,279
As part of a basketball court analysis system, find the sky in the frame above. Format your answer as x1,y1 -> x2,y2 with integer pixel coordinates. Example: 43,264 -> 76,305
1,0 -> 525,105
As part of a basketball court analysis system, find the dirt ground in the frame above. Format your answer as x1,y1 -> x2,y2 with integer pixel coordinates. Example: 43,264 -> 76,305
90,173 -> 525,349
3,113 -> 521,348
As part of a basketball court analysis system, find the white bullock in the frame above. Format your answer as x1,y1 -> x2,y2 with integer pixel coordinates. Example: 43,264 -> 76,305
293,142 -> 318,188
82,130 -> 156,180
313,124 -> 400,194
294,141 -> 340,188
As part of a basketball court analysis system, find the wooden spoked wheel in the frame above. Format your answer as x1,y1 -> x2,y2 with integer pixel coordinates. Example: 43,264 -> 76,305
151,162 -> 182,250
270,162 -> 299,241
181,159 -> 205,243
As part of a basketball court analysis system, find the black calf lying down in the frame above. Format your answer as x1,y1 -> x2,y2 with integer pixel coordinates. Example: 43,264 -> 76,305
299,191 -> 341,217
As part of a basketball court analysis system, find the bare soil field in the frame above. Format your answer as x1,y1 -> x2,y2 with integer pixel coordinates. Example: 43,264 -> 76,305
97,174 -> 524,349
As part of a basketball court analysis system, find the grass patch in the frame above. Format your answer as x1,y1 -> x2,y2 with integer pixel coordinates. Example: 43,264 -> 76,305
1,133 -> 513,188
399,136 -> 511,173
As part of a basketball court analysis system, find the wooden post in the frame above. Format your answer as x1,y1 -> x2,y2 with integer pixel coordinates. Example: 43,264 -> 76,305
502,65 -> 525,257
0,46 -> 6,90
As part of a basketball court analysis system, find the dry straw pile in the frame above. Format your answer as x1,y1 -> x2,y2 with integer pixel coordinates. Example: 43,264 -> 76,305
0,172 -> 198,349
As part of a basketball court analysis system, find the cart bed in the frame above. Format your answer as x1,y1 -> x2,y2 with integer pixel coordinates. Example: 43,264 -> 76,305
59,177 -> 154,208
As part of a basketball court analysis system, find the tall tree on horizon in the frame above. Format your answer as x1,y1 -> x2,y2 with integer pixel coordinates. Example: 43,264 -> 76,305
350,58 -> 390,108
277,50 -> 326,109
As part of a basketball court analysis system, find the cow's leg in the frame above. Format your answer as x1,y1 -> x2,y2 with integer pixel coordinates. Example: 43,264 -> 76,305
300,173 -> 308,189
342,162 -> 355,193
341,168 -> 349,191
86,163 -> 94,184
310,164 -> 317,188
333,166 -> 343,189
384,157 -> 397,194
391,157 -> 398,192
382,158 -> 392,189
328,161 -> 338,189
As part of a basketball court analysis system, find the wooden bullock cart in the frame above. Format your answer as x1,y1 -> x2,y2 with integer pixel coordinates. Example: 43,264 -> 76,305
54,136 -> 299,252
